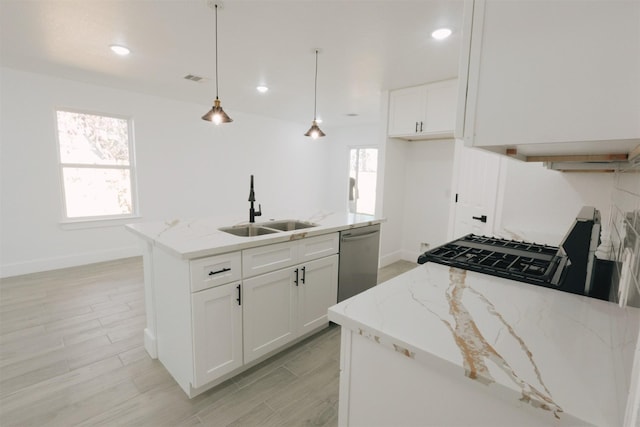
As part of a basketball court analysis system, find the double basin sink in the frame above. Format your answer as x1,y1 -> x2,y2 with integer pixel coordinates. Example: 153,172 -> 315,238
219,220 -> 318,237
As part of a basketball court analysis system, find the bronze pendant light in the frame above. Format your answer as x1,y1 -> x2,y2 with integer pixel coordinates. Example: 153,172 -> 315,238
304,49 -> 325,138
202,3 -> 233,124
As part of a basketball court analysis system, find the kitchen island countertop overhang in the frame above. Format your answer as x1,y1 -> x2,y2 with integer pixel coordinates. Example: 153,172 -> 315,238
328,262 -> 640,427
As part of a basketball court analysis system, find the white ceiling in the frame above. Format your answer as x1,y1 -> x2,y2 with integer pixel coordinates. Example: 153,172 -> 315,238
0,0 -> 464,127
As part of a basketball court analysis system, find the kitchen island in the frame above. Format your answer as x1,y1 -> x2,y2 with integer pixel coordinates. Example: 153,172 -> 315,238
126,211 -> 384,397
328,262 -> 640,427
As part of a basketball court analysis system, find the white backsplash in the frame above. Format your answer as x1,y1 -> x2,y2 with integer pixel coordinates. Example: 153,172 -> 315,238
608,164 -> 640,308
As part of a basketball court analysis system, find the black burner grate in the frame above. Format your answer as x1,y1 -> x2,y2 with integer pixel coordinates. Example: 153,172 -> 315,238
418,234 -> 565,287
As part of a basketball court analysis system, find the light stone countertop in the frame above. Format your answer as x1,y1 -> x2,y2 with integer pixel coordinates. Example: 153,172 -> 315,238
328,262 -> 640,426
125,211 -> 384,260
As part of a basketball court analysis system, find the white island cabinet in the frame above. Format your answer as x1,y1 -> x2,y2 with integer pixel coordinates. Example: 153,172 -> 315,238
242,234 -> 339,364
329,263 -> 640,427
458,0 -> 640,158
126,212 -> 383,398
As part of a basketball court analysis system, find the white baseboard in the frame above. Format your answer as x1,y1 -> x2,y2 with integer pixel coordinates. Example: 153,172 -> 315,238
1,246 -> 142,278
379,250 -> 403,268
144,328 -> 158,359
401,250 -> 421,264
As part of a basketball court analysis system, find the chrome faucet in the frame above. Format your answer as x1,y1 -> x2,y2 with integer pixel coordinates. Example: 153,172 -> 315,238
248,174 -> 262,223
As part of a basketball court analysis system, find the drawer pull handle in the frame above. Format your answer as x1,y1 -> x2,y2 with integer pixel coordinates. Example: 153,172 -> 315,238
208,267 -> 231,276
236,284 -> 241,306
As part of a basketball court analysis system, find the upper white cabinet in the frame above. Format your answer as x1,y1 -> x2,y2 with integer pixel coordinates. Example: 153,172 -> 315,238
458,0 -> 640,158
388,79 -> 458,140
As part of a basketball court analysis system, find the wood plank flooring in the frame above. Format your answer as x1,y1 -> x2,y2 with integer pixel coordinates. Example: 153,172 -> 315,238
0,257 -> 416,426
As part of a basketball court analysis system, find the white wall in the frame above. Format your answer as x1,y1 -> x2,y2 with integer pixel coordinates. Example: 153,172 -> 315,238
380,138 -> 456,266
379,138 -> 408,266
0,67 -> 331,277
497,157 -> 615,242
401,140 -> 455,260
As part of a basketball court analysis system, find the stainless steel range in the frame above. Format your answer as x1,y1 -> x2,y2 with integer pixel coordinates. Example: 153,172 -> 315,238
418,207 -> 610,300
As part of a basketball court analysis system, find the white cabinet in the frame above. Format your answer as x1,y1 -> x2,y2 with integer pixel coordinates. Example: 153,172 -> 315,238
388,79 -> 458,140
151,232 -> 340,397
243,267 -> 297,363
459,0 -> 640,157
242,233 -> 339,278
191,282 -> 243,388
242,237 -> 339,364
190,252 -> 241,292
243,255 -> 338,364
297,255 -> 339,336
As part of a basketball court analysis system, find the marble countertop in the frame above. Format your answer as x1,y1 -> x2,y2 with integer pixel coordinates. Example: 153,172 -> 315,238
328,262 -> 640,426
126,211 -> 384,259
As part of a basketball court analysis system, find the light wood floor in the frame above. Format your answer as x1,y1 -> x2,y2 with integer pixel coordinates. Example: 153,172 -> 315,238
0,257 -> 416,426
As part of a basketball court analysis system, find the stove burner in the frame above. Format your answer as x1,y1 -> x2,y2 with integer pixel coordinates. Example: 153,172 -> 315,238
418,234 -> 566,287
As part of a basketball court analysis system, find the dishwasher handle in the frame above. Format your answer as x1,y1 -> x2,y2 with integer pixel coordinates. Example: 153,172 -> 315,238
341,230 -> 380,242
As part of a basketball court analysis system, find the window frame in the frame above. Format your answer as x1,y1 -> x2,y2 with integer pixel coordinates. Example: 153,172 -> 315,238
348,146 -> 378,216
54,108 -> 140,225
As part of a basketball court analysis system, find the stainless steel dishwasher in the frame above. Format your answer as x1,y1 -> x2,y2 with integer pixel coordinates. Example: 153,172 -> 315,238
338,224 -> 381,302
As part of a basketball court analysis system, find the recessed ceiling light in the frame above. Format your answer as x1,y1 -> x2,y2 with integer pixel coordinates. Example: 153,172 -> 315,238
431,28 -> 452,40
256,86 -> 269,93
110,45 -> 130,55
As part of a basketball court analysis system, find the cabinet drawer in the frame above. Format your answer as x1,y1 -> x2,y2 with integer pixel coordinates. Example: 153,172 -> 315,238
298,233 -> 339,263
190,252 -> 242,292
242,241 -> 297,278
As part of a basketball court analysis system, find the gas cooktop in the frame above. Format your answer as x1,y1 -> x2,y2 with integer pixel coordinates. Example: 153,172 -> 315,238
417,234 -> 568,287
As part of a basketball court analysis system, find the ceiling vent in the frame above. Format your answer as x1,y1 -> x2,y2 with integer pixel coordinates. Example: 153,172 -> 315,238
183,74 -> 209,83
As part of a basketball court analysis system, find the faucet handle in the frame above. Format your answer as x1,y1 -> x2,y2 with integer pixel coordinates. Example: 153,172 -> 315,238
255,204 -> 262,217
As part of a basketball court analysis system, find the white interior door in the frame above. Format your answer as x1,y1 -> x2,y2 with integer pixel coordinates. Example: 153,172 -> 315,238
451,143 -> 502,238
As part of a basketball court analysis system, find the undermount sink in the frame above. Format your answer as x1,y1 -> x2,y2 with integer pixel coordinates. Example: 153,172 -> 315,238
218,225 -> 279,237
219,220 -> 318,237
259,220 -> 318,231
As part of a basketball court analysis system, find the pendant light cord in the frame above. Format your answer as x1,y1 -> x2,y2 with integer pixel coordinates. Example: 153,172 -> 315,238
313,49 -> 318,120
215,4 -> 219,100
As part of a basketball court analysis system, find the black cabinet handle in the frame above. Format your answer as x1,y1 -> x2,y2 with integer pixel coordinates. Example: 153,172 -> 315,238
415,121 -> 419,133
294,268 -> 299,286
472,215 -> 488,223
420,121 -> 423,132
209,267 -> 231,276
301,266 -> 306,284
236,284 -> 241,305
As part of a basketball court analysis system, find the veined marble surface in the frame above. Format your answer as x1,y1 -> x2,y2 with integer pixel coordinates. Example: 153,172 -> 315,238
328,262 -> 640,426
126,211 -> 384,259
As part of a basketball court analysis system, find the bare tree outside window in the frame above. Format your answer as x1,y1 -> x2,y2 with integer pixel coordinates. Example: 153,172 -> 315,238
56,110 -> 137,219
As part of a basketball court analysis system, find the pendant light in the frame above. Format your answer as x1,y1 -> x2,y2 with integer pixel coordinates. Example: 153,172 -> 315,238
202,3 -> 232,124
304,49 -> 325,138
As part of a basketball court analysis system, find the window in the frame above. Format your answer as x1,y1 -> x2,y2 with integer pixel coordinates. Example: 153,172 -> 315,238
55,110 -> 137,220
349,148 -> 378,215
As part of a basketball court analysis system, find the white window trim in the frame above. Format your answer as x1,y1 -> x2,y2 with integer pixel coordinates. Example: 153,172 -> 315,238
349,145 -> 379,216
54,107 -> 140,226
